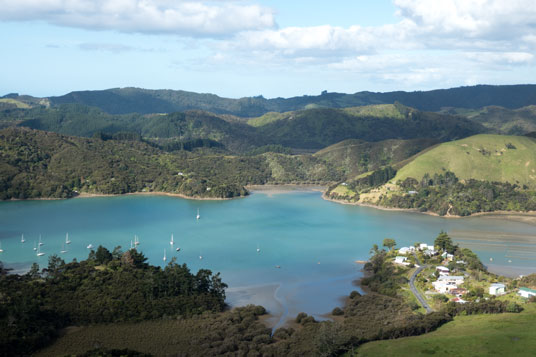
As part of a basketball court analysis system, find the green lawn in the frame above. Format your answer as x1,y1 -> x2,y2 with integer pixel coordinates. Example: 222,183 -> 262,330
355,303 -> 536,356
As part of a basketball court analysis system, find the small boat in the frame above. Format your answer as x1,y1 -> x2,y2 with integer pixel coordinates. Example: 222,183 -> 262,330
0,241 -> 3,253
36,244 -> 45,257
60,243 -> 67,254
134,235 -> 140,246
33,241 -> 37,251
39,235 -> 44,246
170,234 -> 174,245
176,247 -> 181,252
199,253 -> 203,260
196,209 -> 200,220
275,265 -> 281,269
65,233 -> 71,244
256,244 -> 260,253
87,244 -> 94,249
489,257 -> 493,262
163,249 -> 167,262
508,259 -> 512,263
21,234 -> 25,243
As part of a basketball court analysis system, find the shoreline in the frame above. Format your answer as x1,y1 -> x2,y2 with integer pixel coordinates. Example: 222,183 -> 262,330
321,192 -> 536,224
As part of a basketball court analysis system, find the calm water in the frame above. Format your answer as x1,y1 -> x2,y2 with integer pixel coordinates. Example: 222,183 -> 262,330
1,191 -> 535,326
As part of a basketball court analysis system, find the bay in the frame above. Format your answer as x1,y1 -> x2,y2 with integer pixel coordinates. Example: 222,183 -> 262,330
0,190 -> 535,327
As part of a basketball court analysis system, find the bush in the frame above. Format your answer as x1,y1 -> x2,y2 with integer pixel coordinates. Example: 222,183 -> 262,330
332,307 -> 344,316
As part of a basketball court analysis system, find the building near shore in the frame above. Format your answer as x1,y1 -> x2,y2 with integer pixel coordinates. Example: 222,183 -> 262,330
489,283 -> 506,296
518,287 -> 536,299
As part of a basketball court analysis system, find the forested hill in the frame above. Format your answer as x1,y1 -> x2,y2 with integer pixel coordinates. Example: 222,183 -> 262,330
5,84 -> 536,116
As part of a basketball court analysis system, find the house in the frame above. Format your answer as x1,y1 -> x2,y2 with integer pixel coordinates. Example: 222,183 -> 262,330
408,190 -> 418,195
419,243 -> 429,250
423,247 -> 437,256
456,260 -> 466,265
436,266 -> 450,276
394,256 -> 407,264
441,252 -> 454,261
518,287 -> 536,299
489,283 -> 506,296
452,297 -> 467,304
433,281 -> 457,293
450,288 -> 467,297
437,275 -> 464,285
398,247 -> 414,255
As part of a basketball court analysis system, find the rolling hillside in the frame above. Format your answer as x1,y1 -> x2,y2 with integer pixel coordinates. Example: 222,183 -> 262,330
5,84 -> 536,117
393,134 -> 536,188
314,137 -> 439,179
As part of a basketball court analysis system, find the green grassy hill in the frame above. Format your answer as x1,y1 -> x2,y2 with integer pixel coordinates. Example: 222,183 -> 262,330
393,134 -> 536,188
355,304 -> 536,357
314,137 -> 439,179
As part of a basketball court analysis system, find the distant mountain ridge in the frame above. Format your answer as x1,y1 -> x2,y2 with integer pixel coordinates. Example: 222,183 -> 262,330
4,84 -> 536,117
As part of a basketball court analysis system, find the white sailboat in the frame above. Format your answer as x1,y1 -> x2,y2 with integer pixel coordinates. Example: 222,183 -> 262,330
163,248 -> 167,262
33,241 -> 37,251
36,244 -> 45,256
199,252 -> 203,260
39,234 -> 44,246
134,235 -> 140,246
87,244 -> 94,249
60,242 -> 67,254
196,208 -> 200,220
21,234 -> 25,243
257,243 -> 260,253
170,234 -> 174,245
0,241 -> 3,253
65,233 -> 71,244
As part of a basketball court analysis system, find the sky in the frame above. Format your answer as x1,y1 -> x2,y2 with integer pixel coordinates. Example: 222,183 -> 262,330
1,0 -> 535,98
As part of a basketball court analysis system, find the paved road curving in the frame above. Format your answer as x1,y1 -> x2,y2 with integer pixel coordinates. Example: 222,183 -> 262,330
410,253 -> 433,313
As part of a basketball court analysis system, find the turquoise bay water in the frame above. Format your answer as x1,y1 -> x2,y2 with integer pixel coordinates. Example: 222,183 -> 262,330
1,191 -> 535,325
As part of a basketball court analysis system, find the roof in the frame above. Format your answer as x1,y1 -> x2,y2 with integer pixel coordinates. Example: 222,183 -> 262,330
436,266 -> 450,271
490,283 -> 505,288
437,276 -> 464,281
519,287 -> 536,293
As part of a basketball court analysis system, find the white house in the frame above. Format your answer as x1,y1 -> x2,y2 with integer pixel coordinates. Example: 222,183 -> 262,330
436,266 -> 450,276
518,287 -> 536,299
489,283 -> 506,296
419,243 -> 429,250
394,256 -> 407,264
398,247 -> 414,255
432,276 -> 464,293
441,252 -> 454,261
437,275 -> 464,284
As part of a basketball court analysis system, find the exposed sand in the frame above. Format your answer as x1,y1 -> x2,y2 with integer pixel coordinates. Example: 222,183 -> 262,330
75,191 -> 240,201
247,184 -> 327,197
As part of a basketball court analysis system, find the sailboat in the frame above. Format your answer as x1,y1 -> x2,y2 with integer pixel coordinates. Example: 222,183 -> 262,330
39,234 -> 44,246
170,234 -> 174,245
65,233 -> 71,244
0,241 -> 3,253
33,241 -> 37,251
21,234 -> 25,243
87,244 -> 94,249
163,249 -> 167,262
134,235 -> 140,246
130,240 -> 134,250
196,208 -> 200,220
36,244 -> 45,256
60,242 -> 67,254
199,252 -> 203,260
257,243 -> 260,253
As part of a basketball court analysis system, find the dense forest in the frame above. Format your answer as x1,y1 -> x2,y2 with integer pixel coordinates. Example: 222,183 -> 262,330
0,247 -> 226,356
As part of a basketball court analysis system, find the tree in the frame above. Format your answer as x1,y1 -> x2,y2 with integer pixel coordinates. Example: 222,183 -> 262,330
434,231 -> 455,253
369,244 -> 379,255
382,238 -> 396,250
95,245 -> 113,265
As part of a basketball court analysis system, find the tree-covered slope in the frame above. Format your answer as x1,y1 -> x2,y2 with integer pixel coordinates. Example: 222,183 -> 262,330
6,84 -> 534,117
441,105 -> 536,135
255,105 -> 485,149
393,134 -> 536,188
0,127 -> 345,200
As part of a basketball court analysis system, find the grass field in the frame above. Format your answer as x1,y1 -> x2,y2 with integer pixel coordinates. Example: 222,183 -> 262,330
354,303 -> 536,356
0,98 -> 31,108
393,134 -> 536,188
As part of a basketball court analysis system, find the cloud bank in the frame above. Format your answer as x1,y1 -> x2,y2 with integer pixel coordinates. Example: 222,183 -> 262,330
0,0 -> 275,36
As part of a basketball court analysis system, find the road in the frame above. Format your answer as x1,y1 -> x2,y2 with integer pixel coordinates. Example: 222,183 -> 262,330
410,252 -> 433,313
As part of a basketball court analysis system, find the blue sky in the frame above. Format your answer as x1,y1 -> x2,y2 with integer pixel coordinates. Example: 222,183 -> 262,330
1,0 -> 535,98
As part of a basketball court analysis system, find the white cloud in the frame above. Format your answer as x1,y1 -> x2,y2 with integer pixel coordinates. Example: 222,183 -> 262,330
465,51 -> 534,65
0,0 -> 275,36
